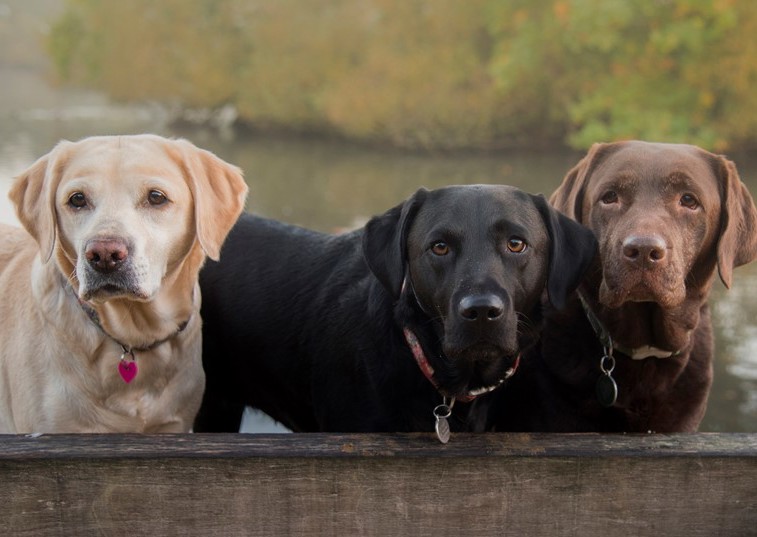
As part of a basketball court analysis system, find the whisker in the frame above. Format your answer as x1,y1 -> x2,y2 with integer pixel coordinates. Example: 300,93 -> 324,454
515,312 -> 540,342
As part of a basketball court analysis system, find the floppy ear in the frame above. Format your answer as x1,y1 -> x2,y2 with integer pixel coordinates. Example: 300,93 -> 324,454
550,142 -> 618,222
714,156 -> 757,288
533,194 -> 598,310
173,139 -> 248,261
363,188 -> 428,299
8,141 -> 73,263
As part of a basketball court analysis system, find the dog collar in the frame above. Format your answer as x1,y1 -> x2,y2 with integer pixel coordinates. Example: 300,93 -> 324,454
403,327 -> 519,443
576,291 -> 679,360
576,290 -> 681,409
71,285 -> 190,383
402,327 -> 519,404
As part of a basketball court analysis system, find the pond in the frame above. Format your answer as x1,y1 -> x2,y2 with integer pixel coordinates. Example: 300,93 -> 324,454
1,66 -> 755,432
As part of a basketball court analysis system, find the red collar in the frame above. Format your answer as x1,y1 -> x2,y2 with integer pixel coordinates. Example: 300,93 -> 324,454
402,327 -> 519,403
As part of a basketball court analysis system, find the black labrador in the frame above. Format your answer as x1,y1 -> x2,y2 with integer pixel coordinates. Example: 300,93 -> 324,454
194,184 -> 597,434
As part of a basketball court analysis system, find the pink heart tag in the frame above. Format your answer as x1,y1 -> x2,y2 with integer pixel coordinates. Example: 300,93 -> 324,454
118,360 -> 138,383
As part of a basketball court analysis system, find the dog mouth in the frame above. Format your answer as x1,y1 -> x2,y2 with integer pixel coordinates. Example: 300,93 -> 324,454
82,286 -> 149,302
80,279 -> 150,302
78,260 -> 151,302
599,270 -> 685,309
447,342 -> 508,363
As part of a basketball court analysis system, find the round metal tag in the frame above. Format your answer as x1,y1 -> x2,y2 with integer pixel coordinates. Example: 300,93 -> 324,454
435,416 -> 451,444
596,374 -> 618,408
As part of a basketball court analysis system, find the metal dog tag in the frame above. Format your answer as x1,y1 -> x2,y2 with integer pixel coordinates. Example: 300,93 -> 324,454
435,415 -> 450,444
596,352 -> 618,408
433,400 -> 453,444
596,373 -> 618,408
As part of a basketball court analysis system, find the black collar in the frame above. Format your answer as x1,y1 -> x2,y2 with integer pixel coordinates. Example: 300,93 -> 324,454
576,291 -> 679,359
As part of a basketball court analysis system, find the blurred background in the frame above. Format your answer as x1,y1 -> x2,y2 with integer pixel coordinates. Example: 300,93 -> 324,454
0,0 -> 755,431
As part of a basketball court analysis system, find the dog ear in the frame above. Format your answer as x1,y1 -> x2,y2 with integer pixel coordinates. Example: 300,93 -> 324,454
363,188 -> 428,299
173,139 -> 249,261
8,141 -> 73,263
550,142 -> 618,222
533,194 -> 598,310
714,156 -> 757,288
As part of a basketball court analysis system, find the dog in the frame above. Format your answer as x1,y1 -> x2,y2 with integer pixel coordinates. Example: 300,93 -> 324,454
194,184 -> 597,436
0,134 -> 247,433
489,141 -> 757,432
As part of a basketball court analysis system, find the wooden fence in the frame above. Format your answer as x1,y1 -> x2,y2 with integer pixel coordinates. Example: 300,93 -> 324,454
0,432 -> 754,536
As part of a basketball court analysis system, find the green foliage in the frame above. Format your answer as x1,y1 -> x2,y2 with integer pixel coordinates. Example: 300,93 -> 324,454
48,0 -> 757,150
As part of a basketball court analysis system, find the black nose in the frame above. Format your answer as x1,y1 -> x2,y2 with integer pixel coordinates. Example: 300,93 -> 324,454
459,294 -> 505,322
622,234 -> 667,265
85,238 -> 129,273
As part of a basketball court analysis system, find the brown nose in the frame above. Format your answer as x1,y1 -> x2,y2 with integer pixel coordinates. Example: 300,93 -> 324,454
85,238 -> 129,273
622,234 -> 667,266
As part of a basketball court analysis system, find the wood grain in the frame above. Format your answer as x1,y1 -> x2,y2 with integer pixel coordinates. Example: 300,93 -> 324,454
0,433 -> 754,536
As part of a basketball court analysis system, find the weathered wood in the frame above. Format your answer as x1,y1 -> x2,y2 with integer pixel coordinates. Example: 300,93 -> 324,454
0,433 -> 754,537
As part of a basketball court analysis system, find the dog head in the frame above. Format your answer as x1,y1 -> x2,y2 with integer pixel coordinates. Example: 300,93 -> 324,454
551,140 -> 757,350
9,135 -> 248,303
364,184 -> 597,397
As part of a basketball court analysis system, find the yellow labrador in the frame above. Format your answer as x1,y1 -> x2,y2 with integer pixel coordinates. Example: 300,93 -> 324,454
0,134 -> 247,433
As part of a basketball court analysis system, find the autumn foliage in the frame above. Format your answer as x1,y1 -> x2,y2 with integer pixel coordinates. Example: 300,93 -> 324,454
50,0 -> 757,150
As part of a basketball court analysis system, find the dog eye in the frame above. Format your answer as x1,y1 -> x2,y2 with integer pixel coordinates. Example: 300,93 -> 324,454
506,238 -> 527,253
431,241 -> 450,256
680,193 -> 700,210
600,191 -> 618,204
147,190 -> 168,206
68,192 -> 88,209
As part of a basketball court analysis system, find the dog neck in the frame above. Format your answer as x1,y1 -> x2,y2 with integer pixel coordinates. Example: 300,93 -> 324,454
76,295 -> 191,354
401,327 -> 519,403
61,272 -> 198,352
576,291 -> 680,360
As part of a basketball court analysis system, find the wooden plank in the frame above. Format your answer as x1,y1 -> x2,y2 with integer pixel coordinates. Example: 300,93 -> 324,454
0,433 -> 754,537
2,432 -> 755,459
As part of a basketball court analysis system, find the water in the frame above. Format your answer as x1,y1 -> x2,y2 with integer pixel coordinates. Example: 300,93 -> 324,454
1,66 -> 755,432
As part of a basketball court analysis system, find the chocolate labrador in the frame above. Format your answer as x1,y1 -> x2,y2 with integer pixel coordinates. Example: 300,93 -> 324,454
490,141 -> 757,432
195,185 -> 596,436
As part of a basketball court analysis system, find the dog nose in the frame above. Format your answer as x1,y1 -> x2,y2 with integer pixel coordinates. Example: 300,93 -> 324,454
622,234 -> 667,265
85,238 -> 129,273
459,294 -> 505,322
